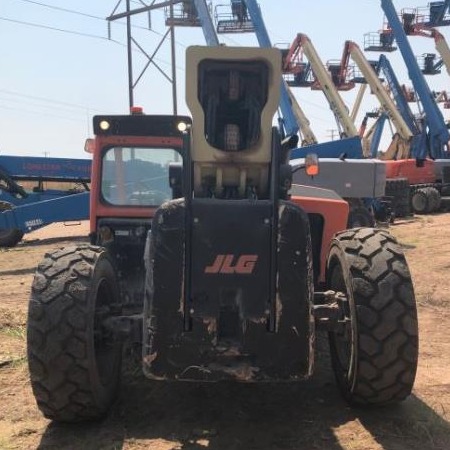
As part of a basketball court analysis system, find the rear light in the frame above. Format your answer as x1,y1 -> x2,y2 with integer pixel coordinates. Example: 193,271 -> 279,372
130,106 -> 144,115
305,153 -> 319,177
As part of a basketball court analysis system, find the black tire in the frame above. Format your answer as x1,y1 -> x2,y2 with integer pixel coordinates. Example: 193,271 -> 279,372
347,206 -> 375,229
27,245 -> 122,422
326,228 -> 418,406
411,188 -> 429,214
385,178 -> 411,218
0,201 -> 24,247
423,186 -> 441,213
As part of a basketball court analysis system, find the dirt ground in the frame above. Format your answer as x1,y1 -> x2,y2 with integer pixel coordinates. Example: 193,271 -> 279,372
1,216 -> 450,450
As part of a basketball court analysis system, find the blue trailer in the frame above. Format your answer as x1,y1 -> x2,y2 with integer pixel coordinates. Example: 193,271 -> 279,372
0,155 -> 91,247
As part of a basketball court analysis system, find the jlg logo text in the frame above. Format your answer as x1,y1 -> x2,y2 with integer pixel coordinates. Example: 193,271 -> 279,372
204,254 -> 258,275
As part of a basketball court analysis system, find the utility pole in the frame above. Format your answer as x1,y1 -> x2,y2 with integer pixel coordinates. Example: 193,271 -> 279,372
169,1 -> 177,114
126,0 -> 134,108
327,129 -> 339,141
107,0 -> 183,113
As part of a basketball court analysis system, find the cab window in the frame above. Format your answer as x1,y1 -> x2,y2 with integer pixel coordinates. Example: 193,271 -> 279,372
101,147 -> 181,206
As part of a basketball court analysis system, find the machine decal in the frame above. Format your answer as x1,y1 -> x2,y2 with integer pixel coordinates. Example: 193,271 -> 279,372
204,254 -> 258,274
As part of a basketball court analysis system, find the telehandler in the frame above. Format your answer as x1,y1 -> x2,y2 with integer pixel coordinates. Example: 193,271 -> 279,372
27,46 -> 418,422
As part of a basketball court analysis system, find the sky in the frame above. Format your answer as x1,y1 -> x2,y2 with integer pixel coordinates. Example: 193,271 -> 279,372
1,0 -> 450,160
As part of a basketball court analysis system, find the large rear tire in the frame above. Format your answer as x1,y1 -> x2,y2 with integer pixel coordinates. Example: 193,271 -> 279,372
0,201 -> 24,247
27,245 -> 122,422
326,228 -> 418,406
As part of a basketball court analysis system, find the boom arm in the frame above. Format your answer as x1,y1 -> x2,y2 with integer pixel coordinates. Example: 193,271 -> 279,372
364,112 -> 389,158
242,0 -> 300,137
402,20 -> 450,78
347,41 -> 413,141
285,34 -> 358,138
429,29 -> 450,77
377,54 -> 421,136
380,0 -> 450,159
286,88 -> 318,145
350,84 -> 367,122
193,0 -> 219,45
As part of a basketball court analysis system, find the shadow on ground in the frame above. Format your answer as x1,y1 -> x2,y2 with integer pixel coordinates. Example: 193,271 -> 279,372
36,335 -> 450,450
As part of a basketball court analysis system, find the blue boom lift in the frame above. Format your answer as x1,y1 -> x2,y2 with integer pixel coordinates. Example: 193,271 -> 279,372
363,0 -> 450,213
0,155 -> 90,247
369,0 -> 450,160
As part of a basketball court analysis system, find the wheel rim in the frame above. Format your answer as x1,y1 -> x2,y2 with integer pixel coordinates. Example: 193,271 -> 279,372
412,191 -> 427,213
93,278 -> 120,386
329,260 -> 357,389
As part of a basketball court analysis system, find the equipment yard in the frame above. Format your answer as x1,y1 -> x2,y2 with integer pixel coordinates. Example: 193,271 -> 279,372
0,215 -> 449,450
2,1 -> 450,449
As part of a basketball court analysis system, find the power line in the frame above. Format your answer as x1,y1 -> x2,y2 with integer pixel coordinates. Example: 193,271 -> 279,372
0,15 -> 184,70
0,103 -> 85,122
0,16 -> 116,41
0,89 -> 116,113
14,0 -> 103,21
13,0 -> 188,47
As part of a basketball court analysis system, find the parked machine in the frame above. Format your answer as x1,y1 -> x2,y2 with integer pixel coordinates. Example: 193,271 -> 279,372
0,155 -> 90,247
27,44 -> 419,423
335,42 -> 419,218
364,0 -> 450,214
281,32 -> 363,158
279,32 -> 391,225
282,34 -> 360,140
413,28 -> 450,77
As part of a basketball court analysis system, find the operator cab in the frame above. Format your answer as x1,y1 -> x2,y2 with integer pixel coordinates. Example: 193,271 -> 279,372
88,114 -> 190,302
